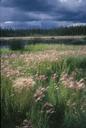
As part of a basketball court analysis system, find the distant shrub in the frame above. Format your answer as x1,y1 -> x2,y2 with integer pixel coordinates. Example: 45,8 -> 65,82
70,39 -> 86,45
10,40 -> 25,50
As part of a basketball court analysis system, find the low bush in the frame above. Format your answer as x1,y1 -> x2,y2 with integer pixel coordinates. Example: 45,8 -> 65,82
9,40 -> 25,50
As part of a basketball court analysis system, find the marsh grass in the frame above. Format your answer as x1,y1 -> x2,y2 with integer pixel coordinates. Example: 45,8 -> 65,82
1,55 -> 86,128
1,76 -> 35,128
1,43 -> 86,54
1,43 -> 86,128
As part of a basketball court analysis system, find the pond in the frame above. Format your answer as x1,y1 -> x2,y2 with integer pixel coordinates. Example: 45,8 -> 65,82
0,38 -> 86,50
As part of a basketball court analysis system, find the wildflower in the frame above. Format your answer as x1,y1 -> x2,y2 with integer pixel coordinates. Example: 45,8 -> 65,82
77,79 -> 85,89
79,79 -> 85,83
60,72 -> 86,90
34,87 -> 46,102
51,73 -> 57,81
43,102 -> 53,109
69,81 -> 78,89
69,76 -> 75,81
60,73 -> 68,81
42,102 -> 55,114
35,74 -> 47,81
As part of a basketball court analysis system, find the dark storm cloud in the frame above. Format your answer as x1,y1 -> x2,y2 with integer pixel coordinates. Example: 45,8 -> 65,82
0,0 -> 53,12
0,0 -> 86,28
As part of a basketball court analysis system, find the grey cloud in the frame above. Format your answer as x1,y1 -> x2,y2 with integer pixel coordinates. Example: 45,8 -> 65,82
0,0 -> 86,28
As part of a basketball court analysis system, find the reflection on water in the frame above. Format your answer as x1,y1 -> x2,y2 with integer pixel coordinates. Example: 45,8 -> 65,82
0,40 -> 27,48
0,38 -> 86,49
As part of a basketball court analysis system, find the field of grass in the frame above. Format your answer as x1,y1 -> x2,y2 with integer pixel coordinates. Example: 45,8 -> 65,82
1,43 -> 86,128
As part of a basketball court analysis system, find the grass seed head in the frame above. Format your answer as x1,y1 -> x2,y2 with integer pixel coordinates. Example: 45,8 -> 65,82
13,77 -> 35,92
34,87 -> 46,102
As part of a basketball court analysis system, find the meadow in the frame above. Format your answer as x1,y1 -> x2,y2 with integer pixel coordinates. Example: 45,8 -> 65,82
1,42 -> 86,128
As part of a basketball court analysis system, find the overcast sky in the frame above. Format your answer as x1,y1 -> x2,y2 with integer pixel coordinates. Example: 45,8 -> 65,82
0,0 -> 86,29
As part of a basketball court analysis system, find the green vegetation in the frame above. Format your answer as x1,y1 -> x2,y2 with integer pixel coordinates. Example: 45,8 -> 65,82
1,43 -> 86,54
1,43 -> 86,128
9,40 -> 25,50
1,25 -> 86,37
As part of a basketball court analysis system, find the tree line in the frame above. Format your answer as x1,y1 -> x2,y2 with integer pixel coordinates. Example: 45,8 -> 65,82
0,26 -> 86,37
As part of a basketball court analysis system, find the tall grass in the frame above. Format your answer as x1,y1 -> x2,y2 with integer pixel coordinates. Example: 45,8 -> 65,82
1,56 -> 86,128
1,43 -> 86,54
1,76 -> 35,128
